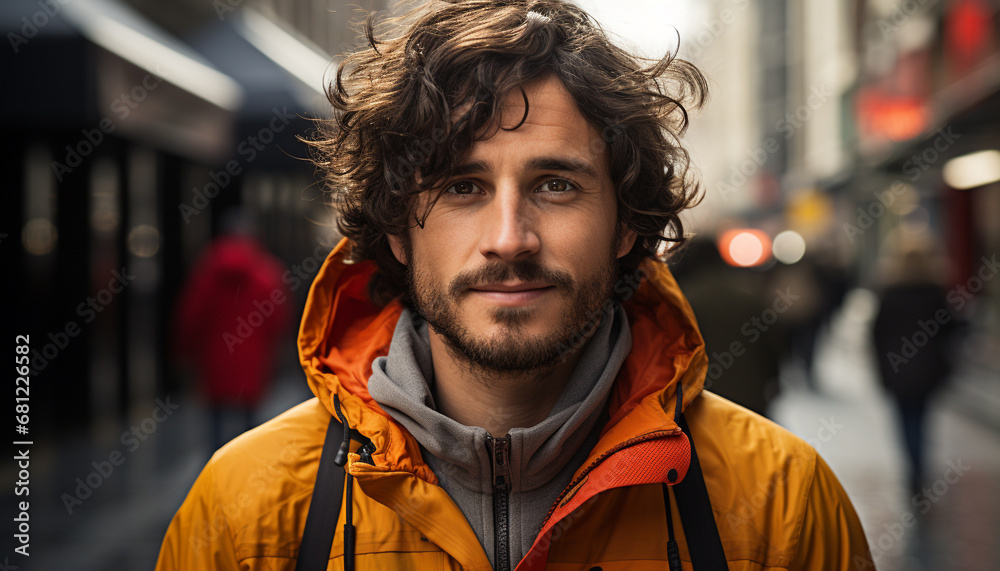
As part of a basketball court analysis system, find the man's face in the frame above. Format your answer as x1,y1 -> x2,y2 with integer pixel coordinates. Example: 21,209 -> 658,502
389,74 -> 636,374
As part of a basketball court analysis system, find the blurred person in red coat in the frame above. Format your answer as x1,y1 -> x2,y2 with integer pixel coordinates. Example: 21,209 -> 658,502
172,208 -> 292,451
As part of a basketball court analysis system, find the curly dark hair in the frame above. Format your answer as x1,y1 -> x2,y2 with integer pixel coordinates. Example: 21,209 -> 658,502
308,0 -> 708,308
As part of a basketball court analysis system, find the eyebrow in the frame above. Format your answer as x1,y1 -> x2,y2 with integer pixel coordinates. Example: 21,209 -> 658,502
451,156 -> 601,180
529,157 -> 600,179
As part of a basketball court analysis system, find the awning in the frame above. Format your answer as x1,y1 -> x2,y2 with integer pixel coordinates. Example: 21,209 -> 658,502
2,0 -> 243,162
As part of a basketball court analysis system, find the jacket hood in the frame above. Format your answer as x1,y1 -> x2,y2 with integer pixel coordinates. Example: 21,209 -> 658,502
297,237 -> 708,485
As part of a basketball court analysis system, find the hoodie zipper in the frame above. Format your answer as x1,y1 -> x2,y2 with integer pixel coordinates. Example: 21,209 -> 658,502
487,433 -> 512,571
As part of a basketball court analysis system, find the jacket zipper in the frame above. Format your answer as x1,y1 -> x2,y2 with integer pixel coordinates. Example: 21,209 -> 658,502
487,433 -> 512,571
542,429 -> 678,524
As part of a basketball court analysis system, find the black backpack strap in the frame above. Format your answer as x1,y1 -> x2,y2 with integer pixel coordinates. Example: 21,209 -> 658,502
673,411 -> 729,569
295,414 -> 346,571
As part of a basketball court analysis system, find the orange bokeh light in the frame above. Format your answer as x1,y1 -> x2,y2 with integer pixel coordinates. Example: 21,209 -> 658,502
718,229 -> 772,267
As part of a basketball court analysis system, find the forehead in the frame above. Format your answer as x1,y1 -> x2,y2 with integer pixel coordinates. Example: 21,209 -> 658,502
467,74 -> 604,164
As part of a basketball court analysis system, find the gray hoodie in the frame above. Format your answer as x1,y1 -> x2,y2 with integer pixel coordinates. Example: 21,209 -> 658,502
367,303 -> 632,569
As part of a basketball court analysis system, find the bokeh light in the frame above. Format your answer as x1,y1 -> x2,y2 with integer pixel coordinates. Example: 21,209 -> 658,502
772,230 -> 807,264
943,149 -> 1000,189
127,224 -> 161,258
22,218 -> 58,256
719,229 -> 772,267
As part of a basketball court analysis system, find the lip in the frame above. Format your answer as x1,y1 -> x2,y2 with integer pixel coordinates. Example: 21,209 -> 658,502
469,282 -> 553,293
468,283 -> 554,306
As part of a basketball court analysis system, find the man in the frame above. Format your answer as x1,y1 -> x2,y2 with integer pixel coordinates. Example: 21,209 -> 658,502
156,1 -> 874,570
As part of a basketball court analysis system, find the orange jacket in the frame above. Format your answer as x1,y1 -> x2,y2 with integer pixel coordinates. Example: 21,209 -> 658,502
156,238 -> 874,570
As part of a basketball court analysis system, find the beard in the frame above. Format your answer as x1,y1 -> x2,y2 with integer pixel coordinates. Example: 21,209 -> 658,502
404,239 -> 620,377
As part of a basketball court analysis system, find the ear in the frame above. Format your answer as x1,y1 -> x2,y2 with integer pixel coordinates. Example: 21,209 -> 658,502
387,234 -> 407,265
616,227 -> 637,259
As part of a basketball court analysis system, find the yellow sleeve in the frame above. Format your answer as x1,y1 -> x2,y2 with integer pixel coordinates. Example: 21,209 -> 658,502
790,454 -> 875,570
155,459 -> 242,571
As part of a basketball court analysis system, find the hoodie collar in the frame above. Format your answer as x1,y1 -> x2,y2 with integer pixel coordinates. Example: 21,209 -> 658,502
297,238 -> 708,484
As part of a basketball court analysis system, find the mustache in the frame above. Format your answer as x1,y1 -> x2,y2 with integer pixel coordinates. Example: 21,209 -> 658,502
448,260 -> 575,296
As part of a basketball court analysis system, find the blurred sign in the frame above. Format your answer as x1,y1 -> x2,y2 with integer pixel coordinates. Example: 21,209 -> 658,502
787,189 -> 834,239
857,89 -> 931,142
945,0 -> 993,74
856,50 -> 933,144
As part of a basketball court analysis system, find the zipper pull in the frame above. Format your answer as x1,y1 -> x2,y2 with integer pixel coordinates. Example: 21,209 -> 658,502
358,441 -> 375,465
489,434 -> 511,492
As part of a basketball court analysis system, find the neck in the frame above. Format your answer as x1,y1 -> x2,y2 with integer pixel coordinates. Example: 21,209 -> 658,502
427,330 -> 590,437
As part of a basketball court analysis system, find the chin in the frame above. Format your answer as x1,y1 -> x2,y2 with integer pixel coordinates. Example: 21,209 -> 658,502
480,302 -> 560,331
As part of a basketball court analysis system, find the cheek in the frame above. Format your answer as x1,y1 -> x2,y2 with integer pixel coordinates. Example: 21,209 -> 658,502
409,222 -> 472,280
543,214 -> 617,271
418,201 -> 477,244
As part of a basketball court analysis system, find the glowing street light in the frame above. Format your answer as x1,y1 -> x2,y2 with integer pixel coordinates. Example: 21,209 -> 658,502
719,229 -> 772,267
943,150 -> 1000,190
772,230 -> 806,264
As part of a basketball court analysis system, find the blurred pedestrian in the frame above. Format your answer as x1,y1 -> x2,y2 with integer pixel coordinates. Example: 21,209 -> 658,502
873,248 -> 955,497
171,208 -> 292,452
769,253 -> 828,392
673,237 -> 783,417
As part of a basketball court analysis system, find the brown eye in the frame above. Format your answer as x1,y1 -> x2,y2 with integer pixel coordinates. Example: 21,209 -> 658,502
539,179 -> 573,192
446,181 -> 478,194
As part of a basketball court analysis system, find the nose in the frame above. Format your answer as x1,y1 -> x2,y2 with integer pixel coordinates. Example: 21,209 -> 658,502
478,185 -> 540,262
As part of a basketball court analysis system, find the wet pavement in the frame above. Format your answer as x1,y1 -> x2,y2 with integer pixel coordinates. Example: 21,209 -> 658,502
3,290 -> 999,570
771,289 -> 1000,571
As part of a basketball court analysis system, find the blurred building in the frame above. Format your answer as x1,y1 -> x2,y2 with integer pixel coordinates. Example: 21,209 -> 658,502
683,0 -> 1000,424
2,0 -> 392,436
